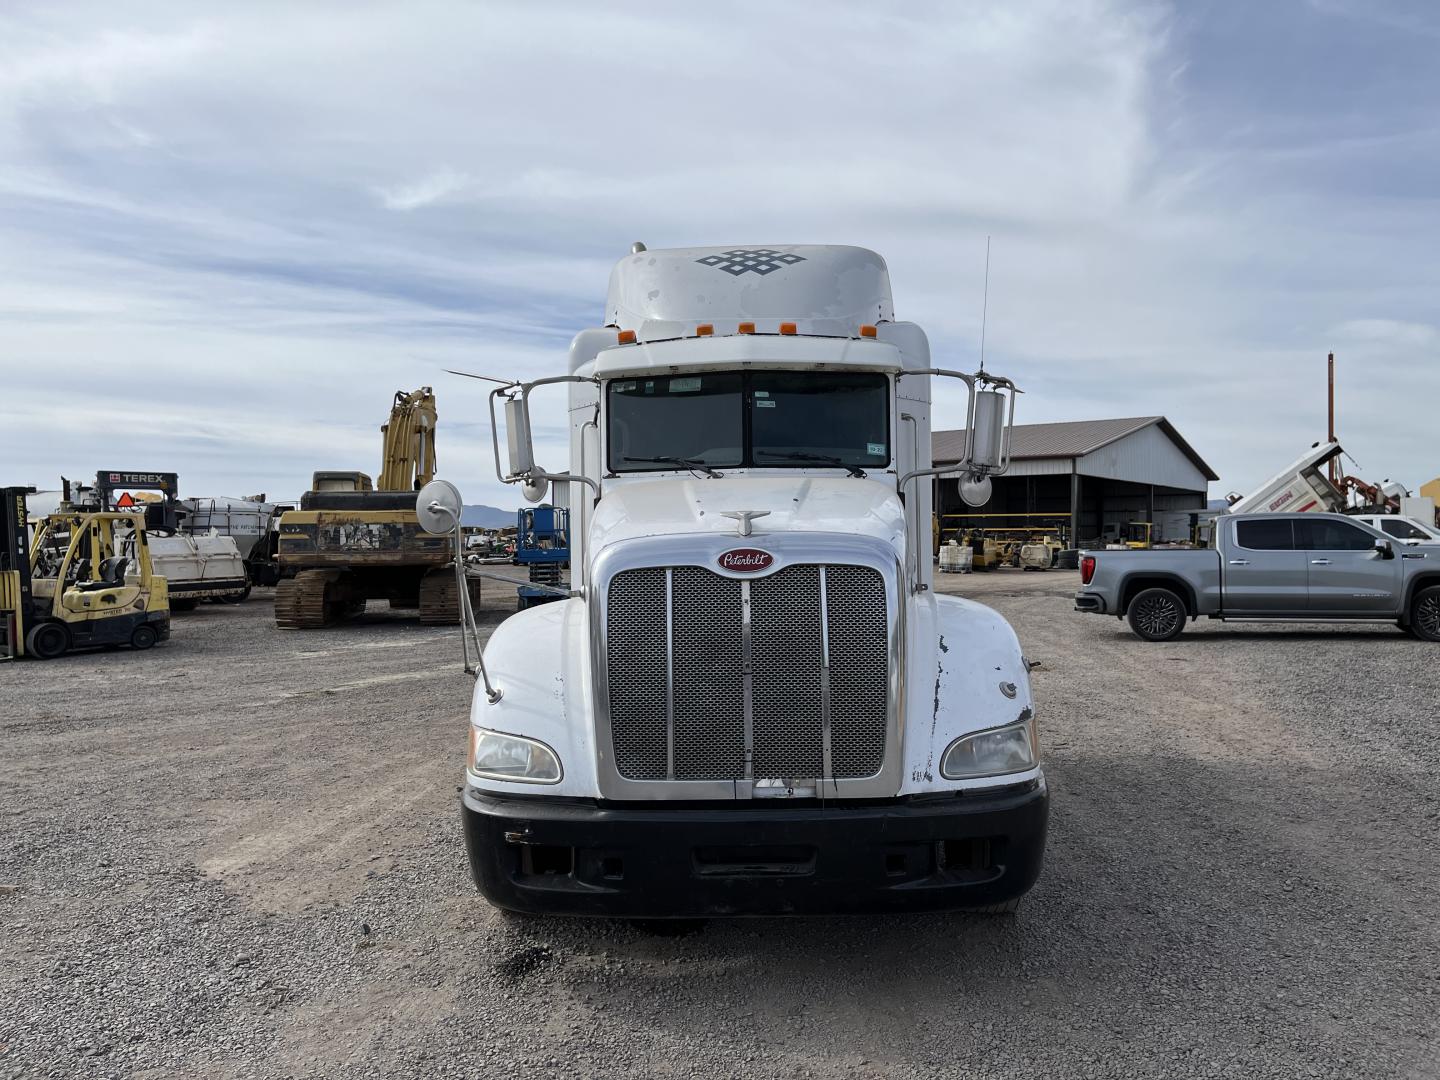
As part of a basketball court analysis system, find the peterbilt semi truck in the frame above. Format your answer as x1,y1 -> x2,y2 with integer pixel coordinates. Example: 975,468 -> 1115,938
444,244 -> 1047,917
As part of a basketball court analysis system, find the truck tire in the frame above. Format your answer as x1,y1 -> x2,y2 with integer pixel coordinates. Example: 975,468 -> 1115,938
25,621 -> 70,660
1409,586 -> 1440,642
1126,587 -> 1186,642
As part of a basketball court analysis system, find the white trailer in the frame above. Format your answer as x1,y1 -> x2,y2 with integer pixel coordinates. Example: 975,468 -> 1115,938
434,244 -> 1046,918
145,533 -> 250,608
1225,442 -> 1346,516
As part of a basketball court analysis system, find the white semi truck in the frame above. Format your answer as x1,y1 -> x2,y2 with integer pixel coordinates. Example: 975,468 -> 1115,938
441,245 -> 1048,917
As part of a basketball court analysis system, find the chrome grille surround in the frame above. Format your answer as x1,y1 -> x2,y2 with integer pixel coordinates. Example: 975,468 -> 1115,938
592,533 -> 902,801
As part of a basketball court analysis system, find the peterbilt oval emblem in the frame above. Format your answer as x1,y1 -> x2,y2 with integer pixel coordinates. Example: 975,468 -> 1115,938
717,548 -> 774,573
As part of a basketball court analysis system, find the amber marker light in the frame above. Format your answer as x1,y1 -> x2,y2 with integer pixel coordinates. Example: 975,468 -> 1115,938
696,324 -> 714,336
617,329 -> 637,344
859,324 -> 878,338
779,322 -> 797,335
737,322 -> 755,334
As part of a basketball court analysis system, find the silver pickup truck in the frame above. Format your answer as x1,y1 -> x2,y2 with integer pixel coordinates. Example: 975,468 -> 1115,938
1074,512 -> 1440,642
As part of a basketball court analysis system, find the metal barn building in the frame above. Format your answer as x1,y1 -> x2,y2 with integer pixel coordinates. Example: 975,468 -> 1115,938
932,416 -> 1218,548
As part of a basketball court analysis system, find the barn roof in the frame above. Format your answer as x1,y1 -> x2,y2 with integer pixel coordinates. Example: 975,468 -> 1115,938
933,416 -> 1219,481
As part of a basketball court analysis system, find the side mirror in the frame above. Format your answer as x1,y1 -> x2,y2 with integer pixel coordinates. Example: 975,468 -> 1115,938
1375,538 -> 1395,560
503,396 -> 535,478
968,389 -> 1009,472
416,479 -> 464,535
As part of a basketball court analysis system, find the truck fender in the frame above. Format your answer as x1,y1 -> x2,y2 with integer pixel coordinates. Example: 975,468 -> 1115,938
465,598 -> 601,797
1118,572 -> 1197,616
1402,571 -> 1440,623
899,593 -> 1040,796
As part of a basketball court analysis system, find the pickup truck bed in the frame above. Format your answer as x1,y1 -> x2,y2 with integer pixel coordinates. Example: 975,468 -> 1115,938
1074,512 -> 1440,642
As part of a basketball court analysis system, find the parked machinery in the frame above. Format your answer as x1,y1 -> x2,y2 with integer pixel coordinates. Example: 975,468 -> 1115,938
50,473 -> 250,606
1019,535 -> 1066,570
179,495 -> 292,586
2,486 -> 171,660
512,504 -> 569,610
273,387 -> 478,628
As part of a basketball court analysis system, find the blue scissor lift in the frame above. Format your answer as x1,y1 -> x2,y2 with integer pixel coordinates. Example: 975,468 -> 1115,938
513,505 -> 569,611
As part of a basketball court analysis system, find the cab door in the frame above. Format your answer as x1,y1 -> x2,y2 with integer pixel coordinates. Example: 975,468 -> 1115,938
1296,517 -> 1401,614
1223,518 -> 1308,613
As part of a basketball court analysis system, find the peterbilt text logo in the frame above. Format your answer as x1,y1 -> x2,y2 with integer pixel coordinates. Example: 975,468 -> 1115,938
717,548 -> 774,573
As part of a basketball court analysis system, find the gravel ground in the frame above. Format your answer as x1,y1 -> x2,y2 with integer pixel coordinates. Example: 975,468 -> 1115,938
2,567 -> 1438,1079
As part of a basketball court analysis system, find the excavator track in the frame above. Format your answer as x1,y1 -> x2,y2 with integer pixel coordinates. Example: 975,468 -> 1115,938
418,568 -> 480,625
275,570 -> 344,629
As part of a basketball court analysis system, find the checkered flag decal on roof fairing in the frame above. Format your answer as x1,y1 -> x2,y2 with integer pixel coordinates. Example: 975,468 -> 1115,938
695,249 -> 806,276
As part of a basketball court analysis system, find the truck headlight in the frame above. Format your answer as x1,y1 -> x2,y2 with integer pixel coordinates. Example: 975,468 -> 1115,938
941,719 -> 1036,780
468,727 -> 562,784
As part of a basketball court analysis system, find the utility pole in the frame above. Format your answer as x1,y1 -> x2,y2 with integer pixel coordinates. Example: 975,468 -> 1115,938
1327,352 -> 1338,486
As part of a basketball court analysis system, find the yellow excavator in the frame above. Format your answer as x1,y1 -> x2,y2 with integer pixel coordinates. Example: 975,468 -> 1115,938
273,387 -> 475,628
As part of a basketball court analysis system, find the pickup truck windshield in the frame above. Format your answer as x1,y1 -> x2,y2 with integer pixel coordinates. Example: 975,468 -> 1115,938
607,370 -> 889,473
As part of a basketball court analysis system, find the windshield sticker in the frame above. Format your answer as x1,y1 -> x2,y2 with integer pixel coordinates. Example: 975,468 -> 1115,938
669,377 -> 702,393
867,442 -> 885,456
754,390 -> 769,398
755,400 -> 776,408
644,380 -> 654,394
614,381 -> 636,392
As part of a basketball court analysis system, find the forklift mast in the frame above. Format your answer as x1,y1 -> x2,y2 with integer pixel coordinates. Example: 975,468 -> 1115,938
1,487 -> 37,658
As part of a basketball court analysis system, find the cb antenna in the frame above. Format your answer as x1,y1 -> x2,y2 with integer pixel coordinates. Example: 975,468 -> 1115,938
978,235 -> 992,380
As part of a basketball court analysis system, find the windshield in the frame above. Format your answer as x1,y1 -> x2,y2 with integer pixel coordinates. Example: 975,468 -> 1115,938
607,370 -> 889,474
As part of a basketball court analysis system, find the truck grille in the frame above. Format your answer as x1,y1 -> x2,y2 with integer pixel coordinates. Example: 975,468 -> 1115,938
605,564 -> 888,782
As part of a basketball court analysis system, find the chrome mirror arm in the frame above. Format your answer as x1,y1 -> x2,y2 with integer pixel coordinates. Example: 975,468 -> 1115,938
488,379 -> 602,499
426,500 -> 502,703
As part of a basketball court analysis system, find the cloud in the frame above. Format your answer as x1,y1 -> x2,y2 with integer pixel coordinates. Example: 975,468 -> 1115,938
0,0 -> 1437,506
377,168 -> 472,212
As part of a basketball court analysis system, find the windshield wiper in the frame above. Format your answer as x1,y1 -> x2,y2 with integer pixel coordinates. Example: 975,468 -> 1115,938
763,452 -> 867,478
623,455 -> 724,478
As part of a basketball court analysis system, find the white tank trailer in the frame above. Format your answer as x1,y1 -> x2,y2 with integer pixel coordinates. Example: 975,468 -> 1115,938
179,496 -> 288,586
428,244 -> 1047,918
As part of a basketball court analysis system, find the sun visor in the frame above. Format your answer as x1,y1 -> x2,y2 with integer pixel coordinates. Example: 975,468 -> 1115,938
604,245 -> 895,337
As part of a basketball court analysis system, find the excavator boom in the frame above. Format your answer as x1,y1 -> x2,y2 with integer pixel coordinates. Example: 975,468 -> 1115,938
378,387 -> 438,491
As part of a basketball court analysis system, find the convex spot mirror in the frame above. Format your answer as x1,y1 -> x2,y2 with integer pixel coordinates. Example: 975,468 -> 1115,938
521,476 -> 549,504
417,479 -> 464,535
958,473 -> 992,508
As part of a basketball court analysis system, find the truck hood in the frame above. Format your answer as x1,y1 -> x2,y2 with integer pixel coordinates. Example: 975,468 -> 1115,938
589,476 -> 908,559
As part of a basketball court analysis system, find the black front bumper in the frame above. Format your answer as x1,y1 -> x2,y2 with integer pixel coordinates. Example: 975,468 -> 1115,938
462,780 -> 1048,918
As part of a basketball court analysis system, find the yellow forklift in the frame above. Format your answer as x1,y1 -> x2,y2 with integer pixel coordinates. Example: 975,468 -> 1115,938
273,387 -> 476,628
2,486 -> 171,660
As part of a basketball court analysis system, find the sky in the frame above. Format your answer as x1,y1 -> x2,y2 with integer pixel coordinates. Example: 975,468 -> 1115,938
2,0 -> 1438,507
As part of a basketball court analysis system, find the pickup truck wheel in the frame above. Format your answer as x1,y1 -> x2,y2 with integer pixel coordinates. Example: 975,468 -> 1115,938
1410,586 -> 1440,642
1127,587 -> 1186,642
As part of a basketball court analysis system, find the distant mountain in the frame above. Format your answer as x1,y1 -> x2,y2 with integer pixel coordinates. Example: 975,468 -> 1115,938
462,504 -> 515,529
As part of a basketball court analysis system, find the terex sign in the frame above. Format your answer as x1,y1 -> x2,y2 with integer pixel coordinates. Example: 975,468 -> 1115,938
717,548 -> 774,573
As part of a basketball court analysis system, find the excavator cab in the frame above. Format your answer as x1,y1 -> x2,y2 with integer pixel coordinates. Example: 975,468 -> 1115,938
18,508 -> 171,659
